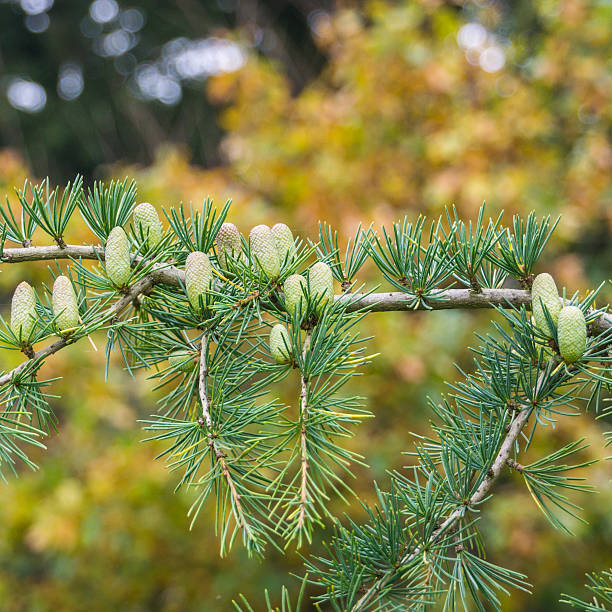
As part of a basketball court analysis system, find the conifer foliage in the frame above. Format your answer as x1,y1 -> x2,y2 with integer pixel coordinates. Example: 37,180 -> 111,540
0,177 -> 611,610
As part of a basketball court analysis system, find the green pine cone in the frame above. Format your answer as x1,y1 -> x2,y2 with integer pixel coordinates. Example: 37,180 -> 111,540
185,251 -> 213,311
168,350 -> 195,372
52,275 -> 79,333
105,226 -> 131,287
531,272 -> 561,336
216,222 -> 242,268
269,323 -> 292,364
284,274 -> 307,317
557,305 -> 587,363
133,202 -> 163,248
11,281 -> 36,340
250,224 -> 280,279
309,261 -> 334,315
271,223 -> 296,265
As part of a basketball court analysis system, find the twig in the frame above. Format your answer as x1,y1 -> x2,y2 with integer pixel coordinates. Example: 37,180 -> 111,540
1,244 -> 182,287
297,331 -> 312,531
350,363 -> 551,611
3,244 -> 611,332
197,332 -> 254,541
198,336 -> 212,429
0,274 -> 155,386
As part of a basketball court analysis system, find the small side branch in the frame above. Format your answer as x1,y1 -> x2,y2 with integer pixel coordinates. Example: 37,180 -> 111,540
198,336 -> 212,429
197,333 -> 255,543
350,364 -> 551,612
0,274 -> 156,387
297,331 -> 312,531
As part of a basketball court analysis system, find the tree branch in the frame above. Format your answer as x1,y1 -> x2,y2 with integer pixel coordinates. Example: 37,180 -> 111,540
3,244 -> 610,332
198,336 -> 212,429
1,244 -> 183,287
350,363 -> 552,611
297,331 -> 312,531
0,274 -> 156,387
197,332 -> 254,542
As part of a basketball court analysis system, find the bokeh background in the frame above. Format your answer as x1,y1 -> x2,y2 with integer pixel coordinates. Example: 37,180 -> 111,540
1,0 -> 611,609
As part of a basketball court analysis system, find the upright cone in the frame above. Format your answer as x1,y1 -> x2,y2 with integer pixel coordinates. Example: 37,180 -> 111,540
105,226 -> 131,287
168,350 -> 195,372
11,281 -> 36,340
309,262 -> 334,315
133,202 -> 163,248
269,323 -> 292,364
52,275 -> 79,333
271,223 -> 296,265
284,274 -> 307,317
216,222 -> 242,268
557,305 -> 587,363
250,225 -> 280,279
185,251 -> 213,312
531,273 -> 561,336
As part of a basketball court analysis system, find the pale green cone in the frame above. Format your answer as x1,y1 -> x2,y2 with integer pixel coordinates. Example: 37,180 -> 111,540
168,350 -> 195,372
271,223 -> 296,265
269,323 -> 292,364
11,281 -> 36,340
185,251 -> 213,311
216,222 -> 242,268
557,305 -> 587,363
105,226 -> 131,287
284,274 -> 307,317
531,272 -> 561,336
250,224 -> 280,279
309,261 -> 334,315
133,202 -> 163,248
52,275 -> 79,333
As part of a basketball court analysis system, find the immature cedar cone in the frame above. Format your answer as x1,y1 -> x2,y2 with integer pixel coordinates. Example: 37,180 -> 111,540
168,350 -> 195,372
216,222 -> 242,268
250,224 -> 280,279
52,275 -> 79,333
11,281 -> 36,339
133,202 -> 163,248
557,305 -> 587,363
271,223 -> 296,265
531,273 -> 561,336
105,226 -> 131,287
284,274 -> 307,317
185,251 -> 213,311
309,261 -> 334,315
269,323 -> 292,364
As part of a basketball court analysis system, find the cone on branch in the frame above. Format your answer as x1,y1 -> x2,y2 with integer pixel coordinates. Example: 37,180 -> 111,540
10,281 -> 36,340
284,274 -> 307,318
168,350 -> 195,372
269,323 -> 292,364
250,224 -> 280,280
133,202 -> 163,248
52,275 -> 79,333
271,223 -> 296,265
531,273 -> 561,336
216,222 -> 242,268
557,305 -> 587,363
105,226 -> 131,287
309,262 -> 334,315
185,251 -> 213,312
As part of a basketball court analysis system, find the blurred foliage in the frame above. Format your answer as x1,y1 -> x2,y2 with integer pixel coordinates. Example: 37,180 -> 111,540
0,0 -> 611,610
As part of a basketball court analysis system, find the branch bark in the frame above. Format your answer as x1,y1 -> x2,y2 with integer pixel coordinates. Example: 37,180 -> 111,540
0,274 -> 155,387
197,333 -> 254,542
297,331 -> 312,531
2,244 -> 610,332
